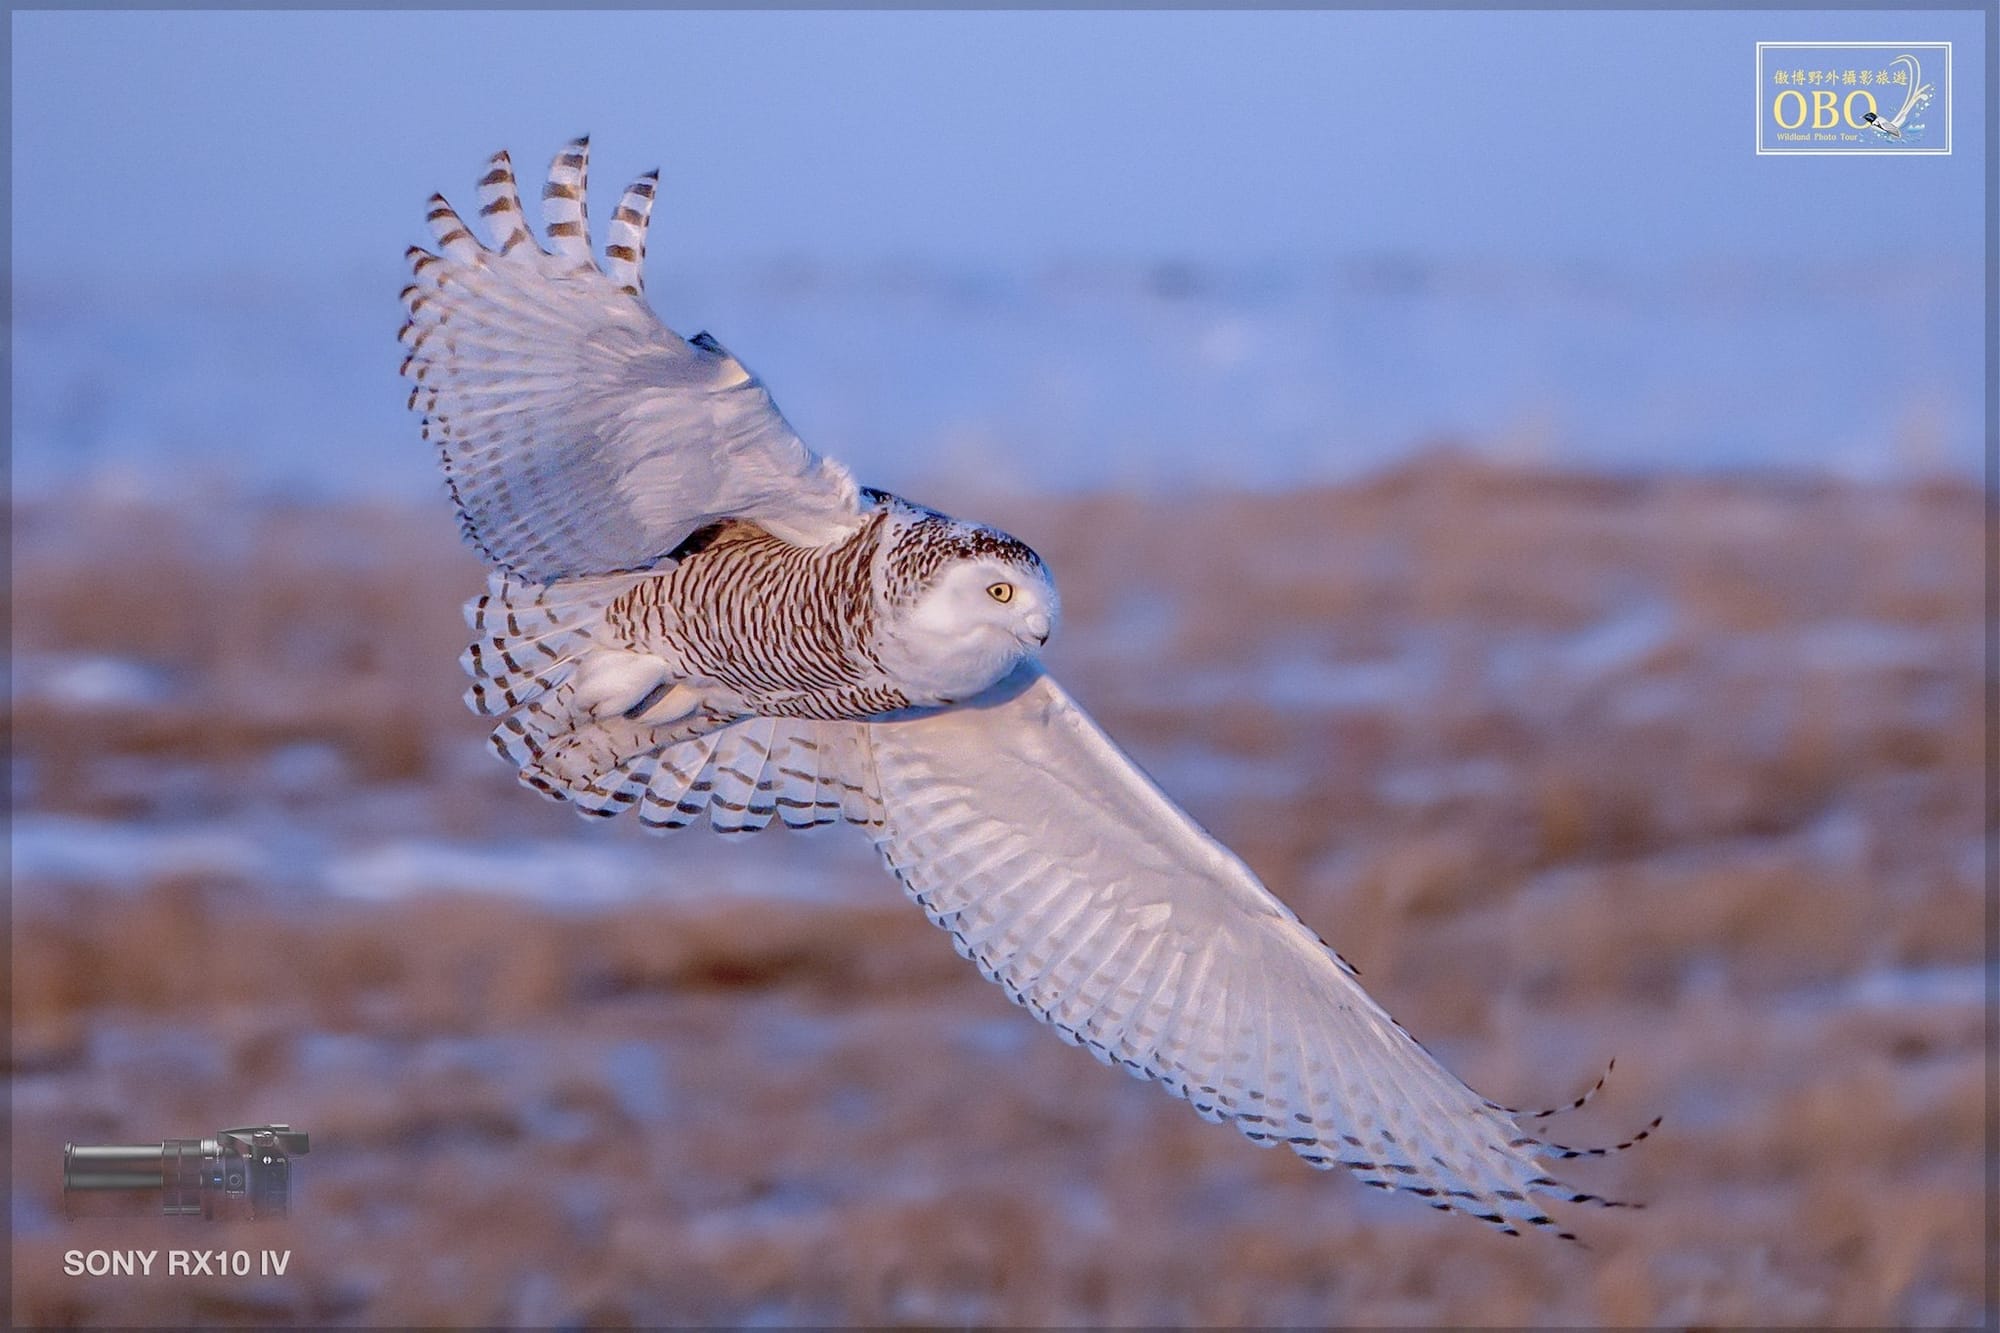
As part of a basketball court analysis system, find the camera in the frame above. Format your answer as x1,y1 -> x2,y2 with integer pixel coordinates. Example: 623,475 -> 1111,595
63,1125 -> 309,1220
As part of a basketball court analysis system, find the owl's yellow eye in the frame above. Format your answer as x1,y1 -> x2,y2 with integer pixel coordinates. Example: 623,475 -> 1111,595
986,582 -> 1014,604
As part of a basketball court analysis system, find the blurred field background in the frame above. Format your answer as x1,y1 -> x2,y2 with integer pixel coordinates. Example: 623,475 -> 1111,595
10,453 -> 1984,1326
9,7 -> 1991,1330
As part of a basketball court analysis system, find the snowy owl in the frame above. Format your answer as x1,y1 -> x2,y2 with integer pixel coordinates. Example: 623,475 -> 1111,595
398,139 -> 1651,1240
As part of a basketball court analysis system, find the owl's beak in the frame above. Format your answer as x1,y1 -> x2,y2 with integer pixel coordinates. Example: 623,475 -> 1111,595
1022,611 -> 1052,646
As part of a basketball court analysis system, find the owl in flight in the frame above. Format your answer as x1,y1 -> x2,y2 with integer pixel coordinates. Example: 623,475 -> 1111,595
399,139 -> 1650,1241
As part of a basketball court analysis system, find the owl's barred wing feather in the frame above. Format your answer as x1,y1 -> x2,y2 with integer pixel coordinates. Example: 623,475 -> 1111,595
399,139 -> 863,583
618,716 -> 886,834
859,665 -> 1641,1239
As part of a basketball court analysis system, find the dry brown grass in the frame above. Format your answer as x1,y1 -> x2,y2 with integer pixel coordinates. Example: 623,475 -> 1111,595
9,454 -> 1985,1327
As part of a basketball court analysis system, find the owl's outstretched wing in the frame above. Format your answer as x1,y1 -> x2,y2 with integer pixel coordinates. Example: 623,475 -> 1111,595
857,664 -> 1646,1239
398,139 -> 863,583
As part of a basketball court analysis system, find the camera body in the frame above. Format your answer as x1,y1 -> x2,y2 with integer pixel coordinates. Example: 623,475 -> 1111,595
63,1125 -> 310,1220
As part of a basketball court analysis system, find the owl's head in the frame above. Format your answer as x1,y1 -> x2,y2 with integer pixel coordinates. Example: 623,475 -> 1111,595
920,545 -> 1059,645
886,516 -> 1060,702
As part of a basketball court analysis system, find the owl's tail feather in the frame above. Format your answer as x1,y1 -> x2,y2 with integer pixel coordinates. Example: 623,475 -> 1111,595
463,572 -> 709,804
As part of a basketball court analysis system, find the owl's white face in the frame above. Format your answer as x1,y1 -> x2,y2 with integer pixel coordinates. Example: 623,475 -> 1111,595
894,555 -> 1060,703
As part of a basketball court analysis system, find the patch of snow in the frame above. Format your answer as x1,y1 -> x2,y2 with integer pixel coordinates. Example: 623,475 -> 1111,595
11,814 -> 277,891
13,811 -> 880,909
1794,620 -> 1938,674
1130,743 -> 1299,805
1841,964 -> 1985,1012
1557,601 -> 1676,680
325,831 -> 877,908
955,1017 -> 1034,1059
1609,676 -> 1690,726
1801,804 -> 1874,875
326,839 -> 704,909
1084,589 -> 1179,660
11,258 -> 1984,506
13,653 -> 178,710
602,1041 -> 675,1125
1261,653 -> 1413,712
1376,757 -> 1511,810
264,742 -> 352,797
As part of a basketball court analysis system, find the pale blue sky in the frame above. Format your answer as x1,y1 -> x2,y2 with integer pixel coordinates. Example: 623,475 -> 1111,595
8,9 -> 1987,494
11,9 -> 1985,277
